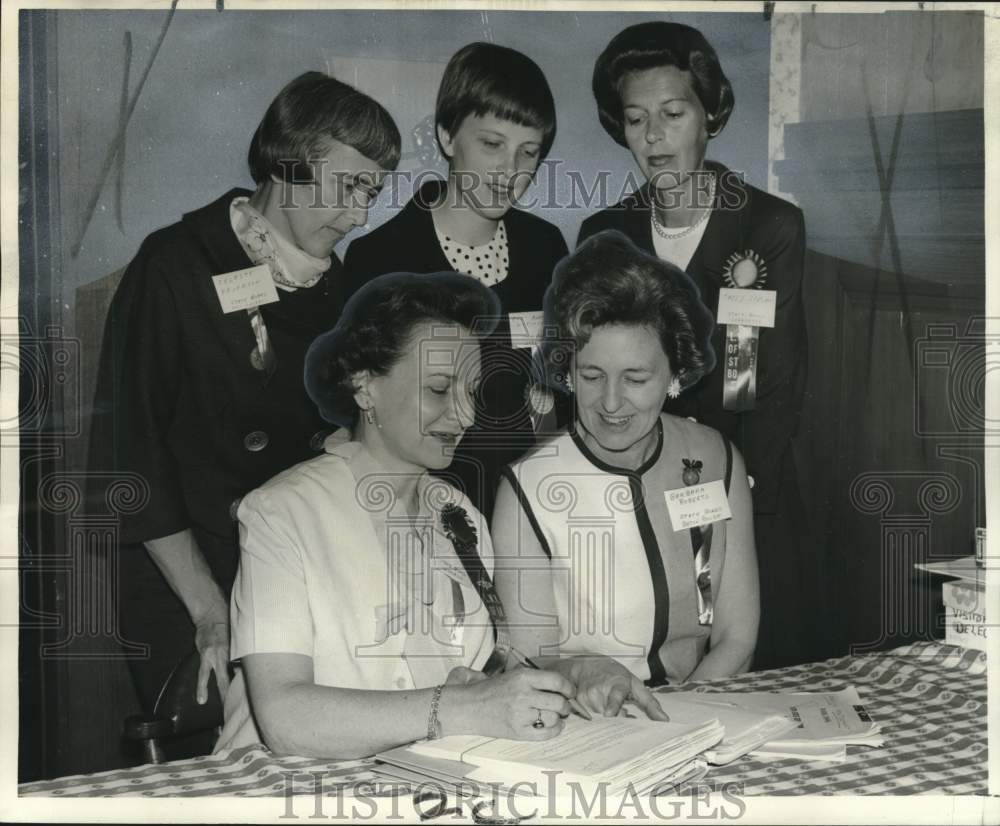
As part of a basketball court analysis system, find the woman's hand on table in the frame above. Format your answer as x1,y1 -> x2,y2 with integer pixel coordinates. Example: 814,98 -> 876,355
439,666 -> 576,740
565,656 -> 669,721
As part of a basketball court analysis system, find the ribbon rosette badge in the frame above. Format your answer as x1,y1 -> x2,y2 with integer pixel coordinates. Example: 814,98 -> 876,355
722,249 -> 768,290
721,249 -> 769,412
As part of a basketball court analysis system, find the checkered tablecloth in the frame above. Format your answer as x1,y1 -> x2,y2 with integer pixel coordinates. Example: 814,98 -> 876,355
19,642 -> 987,798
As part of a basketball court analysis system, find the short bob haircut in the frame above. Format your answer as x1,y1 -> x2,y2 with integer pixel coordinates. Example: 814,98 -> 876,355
592,22 -> 734,147
305,272 -> 501,427
435,42 -> 557,160
248,71 -> 402,185
543,230 -> 715,392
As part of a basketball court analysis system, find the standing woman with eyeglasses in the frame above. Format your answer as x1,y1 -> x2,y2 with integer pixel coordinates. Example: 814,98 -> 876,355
344,42 -> 569,520
90,72 -> 401,715
577,22 -> 814,670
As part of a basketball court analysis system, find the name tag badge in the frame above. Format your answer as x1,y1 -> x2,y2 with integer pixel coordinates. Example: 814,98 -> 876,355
664,479 -> 733,531
508,310 -> 546,350
717,288 -> 777,328
212,264 -> 280,314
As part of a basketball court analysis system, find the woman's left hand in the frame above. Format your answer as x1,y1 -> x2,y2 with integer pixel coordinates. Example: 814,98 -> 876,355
567,656 -> 670,721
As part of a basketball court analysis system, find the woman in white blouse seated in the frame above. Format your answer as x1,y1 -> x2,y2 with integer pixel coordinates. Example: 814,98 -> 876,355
493,231 -> 759,714
215,272 -> 576,758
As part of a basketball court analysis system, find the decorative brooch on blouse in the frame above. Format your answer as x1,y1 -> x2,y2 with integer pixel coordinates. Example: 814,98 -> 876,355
682,458 -> 703,486
440,504 -> 490,609
440,503 -> 478,556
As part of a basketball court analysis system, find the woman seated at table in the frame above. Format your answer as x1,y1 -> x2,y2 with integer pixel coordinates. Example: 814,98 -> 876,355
214,272 -> 577,758
493,231 -> 759,712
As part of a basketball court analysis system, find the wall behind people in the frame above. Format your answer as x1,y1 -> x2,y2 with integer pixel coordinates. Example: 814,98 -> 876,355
54,9 -> 770,302
769,9 -> 986,660
53,7 -> 772,491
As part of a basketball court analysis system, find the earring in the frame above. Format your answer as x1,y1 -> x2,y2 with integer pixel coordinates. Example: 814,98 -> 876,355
667,377 -> 681,399
363,407 -> 376,426
564,374 -> 574,393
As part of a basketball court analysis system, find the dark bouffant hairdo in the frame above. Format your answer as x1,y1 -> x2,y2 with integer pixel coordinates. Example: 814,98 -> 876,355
248,71 -> 402,185
592,22 -> 734,147
305,272 -> 501,427
435,42 -> 557,159
544,231 -> 715,391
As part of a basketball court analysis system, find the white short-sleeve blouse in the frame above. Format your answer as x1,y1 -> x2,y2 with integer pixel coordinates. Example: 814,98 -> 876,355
215,434 -> 497,751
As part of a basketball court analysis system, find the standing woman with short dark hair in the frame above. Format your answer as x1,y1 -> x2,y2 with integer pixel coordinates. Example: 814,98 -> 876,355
344,42 -> 569,520
578,22 -> 812,670
90,72 -> 401,714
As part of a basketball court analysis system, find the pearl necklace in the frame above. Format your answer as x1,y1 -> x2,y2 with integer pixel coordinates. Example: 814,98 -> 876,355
650,176 -> 716,241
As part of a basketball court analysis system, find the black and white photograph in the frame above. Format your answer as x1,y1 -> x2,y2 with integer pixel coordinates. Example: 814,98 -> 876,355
2,0 -> 997,821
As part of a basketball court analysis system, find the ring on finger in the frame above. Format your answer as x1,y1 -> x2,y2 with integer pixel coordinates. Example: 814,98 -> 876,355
532,709 -> 545,729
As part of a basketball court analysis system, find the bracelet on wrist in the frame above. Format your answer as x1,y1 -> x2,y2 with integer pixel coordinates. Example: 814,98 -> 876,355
427,684 -> 444,740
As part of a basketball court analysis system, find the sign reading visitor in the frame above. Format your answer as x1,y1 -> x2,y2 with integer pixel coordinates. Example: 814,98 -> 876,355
213,265 -> 280,314
664,480 -> 732,531
508,310 -> 546,350
717,287 -> 776,328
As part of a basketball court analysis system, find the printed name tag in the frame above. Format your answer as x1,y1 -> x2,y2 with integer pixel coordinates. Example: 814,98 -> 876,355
664,479 -> 733,531
508,310 -> 546,349
212,265 -> 280,314
717,288 -> 777,328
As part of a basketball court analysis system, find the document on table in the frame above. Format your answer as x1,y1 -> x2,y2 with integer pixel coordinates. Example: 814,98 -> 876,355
385,715 -> 724,796
648,695 -> 799,764
677,686 -> 883,762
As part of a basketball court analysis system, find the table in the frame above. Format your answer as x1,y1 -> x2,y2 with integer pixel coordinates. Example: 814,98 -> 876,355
19,642 -> 988,798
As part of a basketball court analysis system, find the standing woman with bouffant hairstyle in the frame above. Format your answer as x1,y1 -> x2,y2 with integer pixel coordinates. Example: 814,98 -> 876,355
578,22 -> 813,671
344,42 -> 569,521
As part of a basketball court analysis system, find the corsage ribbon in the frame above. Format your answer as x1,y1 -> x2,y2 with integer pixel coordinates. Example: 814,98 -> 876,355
682,458 -> 713,627
247,307 -> 277,379
440,503 -> 512,675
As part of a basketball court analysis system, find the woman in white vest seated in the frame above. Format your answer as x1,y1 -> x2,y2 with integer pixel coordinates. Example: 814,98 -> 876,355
215,272 -> 577,758
493,231 -> 759,715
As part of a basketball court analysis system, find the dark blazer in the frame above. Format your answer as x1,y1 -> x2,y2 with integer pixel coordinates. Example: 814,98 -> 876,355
578,161 -> 807,514
90,189 -> 345,570
344,179 -> 570,517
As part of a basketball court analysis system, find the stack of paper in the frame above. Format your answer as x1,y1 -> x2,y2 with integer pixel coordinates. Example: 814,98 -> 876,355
647,695 -> 798,764
680,686 -> 882,762
376,715 -> 723,797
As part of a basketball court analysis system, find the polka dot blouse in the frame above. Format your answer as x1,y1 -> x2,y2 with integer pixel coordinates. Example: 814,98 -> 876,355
435,220 -> 510,287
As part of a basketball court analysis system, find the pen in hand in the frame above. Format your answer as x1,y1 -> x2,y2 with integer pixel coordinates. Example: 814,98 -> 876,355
508,647 -> 593,721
